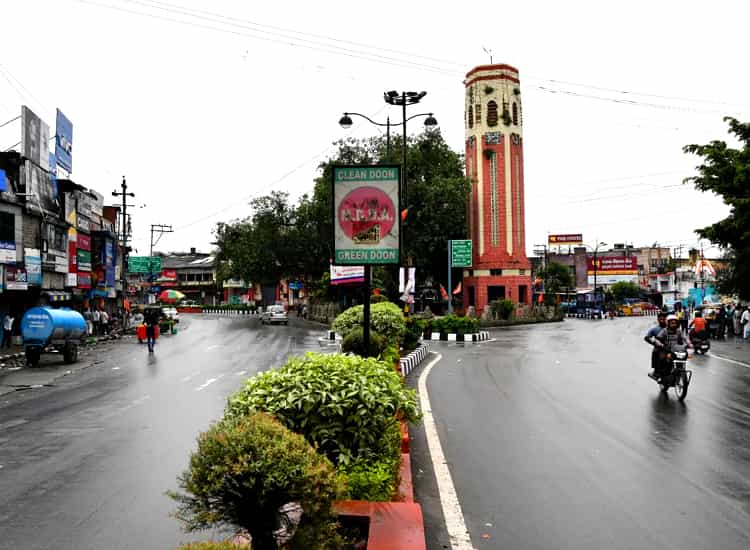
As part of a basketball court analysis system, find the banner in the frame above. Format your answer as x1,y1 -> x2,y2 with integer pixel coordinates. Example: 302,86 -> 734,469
55,109 -> 73,173
333,165 -> 400,265
0,241 -> 16,264
21,106 -> 49,170
24,162 -> 59,214
587,256 -> 638,285
549,234 -> 583,246
6,266 -> 28,290
25,248 -> 42,285
330,264 -> 365,285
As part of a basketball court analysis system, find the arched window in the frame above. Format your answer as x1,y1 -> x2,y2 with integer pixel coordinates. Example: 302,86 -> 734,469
487,100 -> 498,127
512,102 -> 518,126
468,105 -> 474,128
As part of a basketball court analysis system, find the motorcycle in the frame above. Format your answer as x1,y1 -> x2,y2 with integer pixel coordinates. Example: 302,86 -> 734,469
691,331 -> 710,355
648,348 -> 692,401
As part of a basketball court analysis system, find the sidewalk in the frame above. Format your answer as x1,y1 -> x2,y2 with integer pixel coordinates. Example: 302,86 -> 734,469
0,334 -> 123,397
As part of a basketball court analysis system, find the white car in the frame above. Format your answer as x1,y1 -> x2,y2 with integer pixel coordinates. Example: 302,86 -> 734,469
161,306 -> 179,323
261,305 -> 288,325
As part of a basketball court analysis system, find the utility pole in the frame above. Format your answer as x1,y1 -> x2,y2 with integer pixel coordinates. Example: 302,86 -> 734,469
150,224 -> 173,301
112,177 -> 135,304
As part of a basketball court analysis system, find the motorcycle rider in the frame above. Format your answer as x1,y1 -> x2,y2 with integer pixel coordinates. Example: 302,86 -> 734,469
644,311 -> 668,378
689,310 -> 708,342
652,314 -> 687,381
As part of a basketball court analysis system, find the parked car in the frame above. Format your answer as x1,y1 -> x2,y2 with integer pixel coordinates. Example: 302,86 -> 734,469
161,306 -> 179,323
261,305 -> 288,325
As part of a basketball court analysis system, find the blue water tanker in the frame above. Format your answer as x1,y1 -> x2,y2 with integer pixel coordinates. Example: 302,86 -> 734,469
21,307 -> 86,366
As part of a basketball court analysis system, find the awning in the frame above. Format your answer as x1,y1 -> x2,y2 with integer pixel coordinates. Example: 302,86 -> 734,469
43,291 -> 72,302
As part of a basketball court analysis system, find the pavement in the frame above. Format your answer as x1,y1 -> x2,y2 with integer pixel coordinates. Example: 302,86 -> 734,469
408,317 -> 750,550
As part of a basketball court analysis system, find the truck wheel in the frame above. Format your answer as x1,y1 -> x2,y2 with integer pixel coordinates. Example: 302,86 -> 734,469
26,348 -> 41,367
63,344 -> 78,364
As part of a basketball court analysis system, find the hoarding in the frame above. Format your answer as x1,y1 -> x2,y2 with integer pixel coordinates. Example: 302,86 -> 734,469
55,109 -> 73,173
25,248 -> 42,285
0,241 -> 16,264
21,106 -> 49,170
549,234 -> 583,246
6,266 -> 28,290
333,165 -> 400,265
24,162 -> 59,214
330,264 -> 365,285
587,256 -> 638,285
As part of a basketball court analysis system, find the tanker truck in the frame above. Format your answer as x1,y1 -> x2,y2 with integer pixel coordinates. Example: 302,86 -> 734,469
21,307 -> 87,366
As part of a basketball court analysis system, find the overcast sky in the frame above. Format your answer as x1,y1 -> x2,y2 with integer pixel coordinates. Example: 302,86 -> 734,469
1,0 -> 747,260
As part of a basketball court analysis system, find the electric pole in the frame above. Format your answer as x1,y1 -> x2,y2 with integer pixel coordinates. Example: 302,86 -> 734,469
112,176 -> 135,304
150,224 -> 173,301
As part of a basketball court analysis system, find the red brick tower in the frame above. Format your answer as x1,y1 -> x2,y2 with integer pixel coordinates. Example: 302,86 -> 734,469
462,64 -> 531,313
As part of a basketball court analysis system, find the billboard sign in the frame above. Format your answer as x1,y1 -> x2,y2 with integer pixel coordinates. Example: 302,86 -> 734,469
333,165 -> 400,265
24,163 -> 59,215
0,241 -> 16,264
25,248 -> 42,285
549,234 -> 583,246
6,266 -> 28,290
55,109 -> 73,173
330,264 -> 365,285
21,106 -> 49,170
587,256 -> 638,285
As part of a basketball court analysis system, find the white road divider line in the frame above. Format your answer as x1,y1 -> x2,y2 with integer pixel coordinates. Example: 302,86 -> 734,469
417,353 -> 476,550
196,374 -> 224,391
707,352 -> 750,369
236,370 -> 247,376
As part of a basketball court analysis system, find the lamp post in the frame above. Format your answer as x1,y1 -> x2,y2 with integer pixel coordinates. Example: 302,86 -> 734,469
338,99 -> 437,341
585,241 -> 608,315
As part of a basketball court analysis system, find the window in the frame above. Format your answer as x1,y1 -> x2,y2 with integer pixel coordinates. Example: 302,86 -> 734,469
468,105 -> 474,128
512,102 -> 518,125
187,273 -> 196,282
519,285 -> 528,303
179,273 -> 187,282
475,103 -> 481,124
0,212 -> 14,242
487,100 -> 498,126
490,269 -> 503,276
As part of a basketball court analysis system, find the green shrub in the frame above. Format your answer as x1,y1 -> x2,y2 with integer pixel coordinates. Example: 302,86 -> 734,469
403,317 -> 426,351
338,421 -> 401,501
225,352 -> 421,465
490,299 -> 515,320
380,343 -> 401,368
341,328 -> 386,358
431,314 -> 478,334
175,542 -> 248,550
369,293 -> 389,303
331,302 -> 406,346
169,412 -> 343,550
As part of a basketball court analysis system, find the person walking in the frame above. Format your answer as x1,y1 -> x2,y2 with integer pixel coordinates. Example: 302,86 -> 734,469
92,308 -> 101,336
145,308 -> 158,353
734,304 -> 743,337
742,306 -> 750,341
101,309 -> 109,335
2,311 -> 14,349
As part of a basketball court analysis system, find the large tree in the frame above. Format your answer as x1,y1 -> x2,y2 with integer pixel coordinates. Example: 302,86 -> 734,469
683,117 -> 750,299
537,262 -> 574,305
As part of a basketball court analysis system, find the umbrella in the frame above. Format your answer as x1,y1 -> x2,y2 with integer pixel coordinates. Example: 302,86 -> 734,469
158,289 -> 185,303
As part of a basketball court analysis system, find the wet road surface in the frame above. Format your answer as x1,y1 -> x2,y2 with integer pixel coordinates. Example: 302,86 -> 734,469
0,315 -> 326,550
412,317 -> 750,550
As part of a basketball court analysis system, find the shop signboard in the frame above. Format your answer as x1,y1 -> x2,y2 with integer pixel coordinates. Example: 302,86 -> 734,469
77,272 -> 91,289
77,249 -> 92,272
0,241 -> 16,264
6,266 -> 28,290
66,273 -> 77,287
332,165 -> 400,265
549,234 -> 583,246
586,256 -> 638,285
222,278 -> 245,288
25,248 -> 42,285
77,233 -> 91,250
330,264 -> 365,285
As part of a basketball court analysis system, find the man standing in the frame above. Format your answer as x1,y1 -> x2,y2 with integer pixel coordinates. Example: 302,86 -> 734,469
92,308 -> 101,336
2,311 -> 14,349
741,306 -> 750,340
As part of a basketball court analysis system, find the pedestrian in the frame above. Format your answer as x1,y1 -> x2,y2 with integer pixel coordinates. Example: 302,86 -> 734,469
92,308 -> 101,336
716,305 -> 726,339
742,307 -> 750,340
83,308 -> 93,336
101,309 -> 109,335
2,311 -> 14,349
734,304 -> 743,337
144,308 -> 158,353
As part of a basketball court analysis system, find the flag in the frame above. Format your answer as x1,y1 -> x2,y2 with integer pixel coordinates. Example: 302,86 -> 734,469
452,281 -> 462,295
439,284 -> 448,300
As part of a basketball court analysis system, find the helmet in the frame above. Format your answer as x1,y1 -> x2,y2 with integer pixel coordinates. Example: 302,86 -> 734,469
666,314 -> 678,322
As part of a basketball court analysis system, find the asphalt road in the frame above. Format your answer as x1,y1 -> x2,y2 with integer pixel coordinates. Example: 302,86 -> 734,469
412,317 -> 750,550
0,315 -> 328,550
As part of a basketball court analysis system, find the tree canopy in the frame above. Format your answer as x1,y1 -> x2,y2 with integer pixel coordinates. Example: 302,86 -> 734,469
214,130 -> 470,296
683,117 -> 750,299
537,262 -> 574,305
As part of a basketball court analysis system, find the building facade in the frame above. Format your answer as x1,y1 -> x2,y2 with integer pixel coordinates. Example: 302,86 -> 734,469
462,64 -> 531,312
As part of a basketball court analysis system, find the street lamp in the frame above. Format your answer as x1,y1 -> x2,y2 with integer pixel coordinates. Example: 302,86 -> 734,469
585,241 -> 608,313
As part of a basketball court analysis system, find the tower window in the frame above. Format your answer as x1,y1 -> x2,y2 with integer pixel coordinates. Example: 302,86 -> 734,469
468,105 -> 474,129
475,103 -> 481,124
512,102 -> 518,125
487,100 -> 498,127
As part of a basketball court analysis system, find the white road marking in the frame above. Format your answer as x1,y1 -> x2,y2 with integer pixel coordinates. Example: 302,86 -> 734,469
707,352 -> 750,370
236,370 -> 247,376
206,344 -> 221,351
417,353 -> 475,550
196,374 -> 224,391
112,367 -> 120,370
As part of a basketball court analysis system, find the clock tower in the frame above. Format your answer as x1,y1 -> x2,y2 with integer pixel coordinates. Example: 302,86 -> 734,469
462,64 -> 531,314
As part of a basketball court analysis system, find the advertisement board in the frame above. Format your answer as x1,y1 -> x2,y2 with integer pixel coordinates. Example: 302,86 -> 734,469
0,241 -> 16,264
77,249 -> 92,272
77,272 -> 91,289
332,165 -> 400,265
587,256 -> 638,285
55,109 -> 73,173
549,234 -> 583,246
21,106 -> 49,170
222,278 -> 246,288
77,233 -> 91,250
330,264 -> 365,285
25,248 -> 42,285
6,266 -> 28,290
24,162 -> 59,215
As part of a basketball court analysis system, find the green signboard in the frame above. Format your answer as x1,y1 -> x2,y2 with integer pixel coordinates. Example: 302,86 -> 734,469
451,240 -> 472,267
332,165 -> 400,265
128,256 -> 162,274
